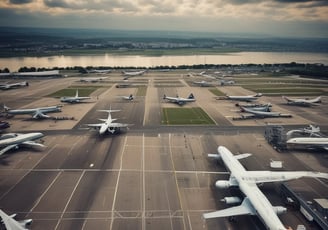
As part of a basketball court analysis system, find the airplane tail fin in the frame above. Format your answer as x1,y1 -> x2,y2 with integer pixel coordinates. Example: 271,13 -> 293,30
163,94 -> 166,99
255,93 -> 262,97
129,94 -> 134,100
75,89 -> 79,98
3,104 -> 10,111
188,93 -> 194,99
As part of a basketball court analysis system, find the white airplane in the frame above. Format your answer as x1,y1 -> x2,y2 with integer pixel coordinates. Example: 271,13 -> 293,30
239,104 -> 271,112
4,105 -> 62,119
220,79 -> 235,86
85,109 -> 132,135
286,124 -> 322,139
60,90 -> 91,103
122,70 -> 147,79
87,69 -> 111,74
0,209 -> 32,230
192,80 -> 219,87
79,77 -> 108,83
0,81 -> 29,90
286,137 -> 328,150
0,132 -> 45,156
119,94 -> 134,101
235,106 -> 292,119
203,146 -> 328,230
222,93 -> 262,102
163,93 -> 196,105
282,96 -> 321,106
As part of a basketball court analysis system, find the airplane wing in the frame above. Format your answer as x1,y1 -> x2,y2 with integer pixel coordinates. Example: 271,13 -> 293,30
86,124 -> 103,128
21,141 -> 46,148
203,198 -> 255,219
0,209 -> 28,230
246,171 -> 328,184
110,123 -> 132,128
0,144 -> 18,156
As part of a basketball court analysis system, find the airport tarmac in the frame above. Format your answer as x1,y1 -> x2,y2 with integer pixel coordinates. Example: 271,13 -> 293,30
0,71 -> 327,230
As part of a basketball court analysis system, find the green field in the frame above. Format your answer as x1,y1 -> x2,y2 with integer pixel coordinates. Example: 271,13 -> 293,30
48,86 -> 101,97
162,107 -> 215,125
136,86 -> 147,96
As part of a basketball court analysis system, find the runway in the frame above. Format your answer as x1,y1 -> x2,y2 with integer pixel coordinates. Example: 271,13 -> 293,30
0,71 -> 327,230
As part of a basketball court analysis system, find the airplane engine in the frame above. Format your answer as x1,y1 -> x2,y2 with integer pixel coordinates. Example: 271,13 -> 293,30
273,206 -> 287,215
221,196 -> 242,204
215,180 -> 231,189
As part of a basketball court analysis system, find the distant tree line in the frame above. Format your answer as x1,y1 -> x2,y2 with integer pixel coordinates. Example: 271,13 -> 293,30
0,62 -> 327,79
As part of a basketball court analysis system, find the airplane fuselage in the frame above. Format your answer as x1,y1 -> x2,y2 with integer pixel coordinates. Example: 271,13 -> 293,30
0,132 -> 44,147
7,106 -> 61,115
219,146 -> 287,230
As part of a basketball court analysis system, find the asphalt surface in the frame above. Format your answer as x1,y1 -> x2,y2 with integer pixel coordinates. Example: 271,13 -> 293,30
0,71 -> 327,230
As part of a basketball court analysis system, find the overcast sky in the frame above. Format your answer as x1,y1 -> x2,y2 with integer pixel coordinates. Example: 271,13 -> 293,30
0,0 -> 327,37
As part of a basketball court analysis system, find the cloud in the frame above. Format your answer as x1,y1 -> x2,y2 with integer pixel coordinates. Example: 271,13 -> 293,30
9,0 -> 33,4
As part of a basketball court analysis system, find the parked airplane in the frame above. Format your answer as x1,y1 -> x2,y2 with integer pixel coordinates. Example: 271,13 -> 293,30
87,69 -> 111,74
0,132 -> 45,155
234,106 -> 292,119
220,79 -> 235,86
203,146 -> 328,230
282,96 -> 322,106
79,77 -> 108,83
0,81 -> 29,90
239,104 -> 271,112
85,109 -> 132,135
60,90 -> 91,103
221,93 -> 262,102
286,137 -> 328,150
122,70 -> 147,78
286,124 -> 322,139
0,209 -> 32,230
3,105 -> 62,119
119,94 -> 134,101
163,93 -> 196,105
192,80 -> 219,87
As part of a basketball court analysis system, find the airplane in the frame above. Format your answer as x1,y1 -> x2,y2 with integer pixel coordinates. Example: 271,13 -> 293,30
203,145 -> 328,230
192,80 -> 219,87
282,96 -> 322,106
163,93 -> 196,105
0,81 -> 29,90
235,102 -> 272,108
3,105 -> 62,119
60,89 -> 91,103
239,104 -> 271,112
0,209 -> 32,230
79,77 -> 108,83
220,93 -> 262,102
220,79 -> 235,86
234,106 -> 292,119
87,69 -> 111,74
286,124 -> 322,139
286,137 -> 328,150
119,94 -> 134,101
0,132 -> 45,156
122,70 -> 147,79
85,109 -> 132,135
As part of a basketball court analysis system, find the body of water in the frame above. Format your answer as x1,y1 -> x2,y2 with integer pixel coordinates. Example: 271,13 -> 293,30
1,52 -> 328,71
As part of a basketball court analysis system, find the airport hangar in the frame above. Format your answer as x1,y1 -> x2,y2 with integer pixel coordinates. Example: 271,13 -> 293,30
0,70 -> 327,230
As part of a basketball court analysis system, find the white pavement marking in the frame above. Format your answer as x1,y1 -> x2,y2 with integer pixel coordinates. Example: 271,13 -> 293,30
169,133 -> 187,230
109,135 -> 127,230
54,170 -> 85,230
29,171 -> 62,212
